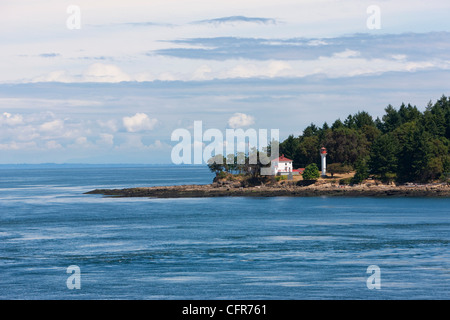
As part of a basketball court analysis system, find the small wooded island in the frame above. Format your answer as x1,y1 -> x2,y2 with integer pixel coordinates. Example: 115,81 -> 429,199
86,95 -> 449,198
86,165 -> 449,198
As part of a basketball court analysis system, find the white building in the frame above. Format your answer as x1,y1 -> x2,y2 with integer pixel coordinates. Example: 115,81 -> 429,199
270,154 -> 293,175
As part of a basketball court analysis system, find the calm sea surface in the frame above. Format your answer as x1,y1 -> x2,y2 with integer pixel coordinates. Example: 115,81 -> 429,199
0,165 -> 448,300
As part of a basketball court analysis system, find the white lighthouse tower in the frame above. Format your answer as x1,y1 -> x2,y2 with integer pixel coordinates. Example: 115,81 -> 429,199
320,147 -> 327,177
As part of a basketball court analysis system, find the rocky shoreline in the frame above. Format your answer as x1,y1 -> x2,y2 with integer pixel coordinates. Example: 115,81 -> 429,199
85,182 -> 450,198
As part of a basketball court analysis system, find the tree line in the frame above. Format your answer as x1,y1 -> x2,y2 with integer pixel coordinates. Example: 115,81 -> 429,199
207,95 -> 449,183
279,95 -> 450,183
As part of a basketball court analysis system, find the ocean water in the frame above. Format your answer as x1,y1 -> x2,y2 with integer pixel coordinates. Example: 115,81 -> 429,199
0,165 -> 448,300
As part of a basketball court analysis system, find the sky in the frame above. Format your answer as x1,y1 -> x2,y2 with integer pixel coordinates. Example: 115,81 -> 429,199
1,0 -> 450,164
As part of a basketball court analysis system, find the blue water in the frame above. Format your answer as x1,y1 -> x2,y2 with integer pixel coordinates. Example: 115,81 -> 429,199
0,165 -> 448,300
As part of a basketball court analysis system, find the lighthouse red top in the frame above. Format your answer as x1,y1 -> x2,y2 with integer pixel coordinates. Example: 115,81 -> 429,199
320,147 -> 327,154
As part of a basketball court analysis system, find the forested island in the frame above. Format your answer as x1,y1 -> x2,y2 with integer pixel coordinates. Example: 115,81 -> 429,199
278,94 -> 449,184
86,95 -> 449,198
207,94 -> 450,185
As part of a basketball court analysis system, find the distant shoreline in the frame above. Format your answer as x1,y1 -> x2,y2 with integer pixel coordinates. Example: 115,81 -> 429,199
85,183 -> 450,198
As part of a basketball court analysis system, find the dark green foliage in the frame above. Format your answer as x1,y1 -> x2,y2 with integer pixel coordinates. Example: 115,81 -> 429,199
398,103 -> 422,124
344,111 -> 375,130
279,134 -> 299,163
331,119 -> 344,130
360,124 -> 381,144
396,125 -> 431,182
381,104 -> 402,133
423,95 -> 450,138
327,163 -> 353,177
369,133 -> 399,181
324,127 -> 369,165
303,123 -> 319,137
302,163 -> 320,180
278,95 -> 450,183
295,135 -> 320,168
352,157 -> 370,184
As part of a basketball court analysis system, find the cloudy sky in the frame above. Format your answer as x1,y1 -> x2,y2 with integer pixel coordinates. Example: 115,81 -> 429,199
1,0 -> 450,163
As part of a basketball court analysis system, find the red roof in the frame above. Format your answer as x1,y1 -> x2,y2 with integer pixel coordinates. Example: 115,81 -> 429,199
271,154 -> 293,162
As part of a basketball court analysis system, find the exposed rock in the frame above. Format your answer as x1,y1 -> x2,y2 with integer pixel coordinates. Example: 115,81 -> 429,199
85,183 -> 450,198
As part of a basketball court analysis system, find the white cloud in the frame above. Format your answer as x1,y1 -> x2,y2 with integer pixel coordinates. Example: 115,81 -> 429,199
156,72 -> 177,81
39,119 -> 64,132
228,113 -> 255,128
226,64 -> 258,79
224,61 -> 292,79
332,49 -> 361,59
1,112 -> 24,126
30,63 -> 133,83
392,54 -> 407,61
83,63 -> 132,83
1,0 -> 450,85
267,61 -> 291,77
192,65 -> 212,80
122,113 -> 158,132
24,49 -> 449,84
134,72 -> 155,82
148,139 -> 172,150
0,111 -> 121,151
66,136 -> 94,149
307,39 -> 329,46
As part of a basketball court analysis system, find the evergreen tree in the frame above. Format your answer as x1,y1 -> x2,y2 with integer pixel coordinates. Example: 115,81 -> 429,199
360,124 -> 381,144
352,157 -> 370,184
381,104 -> 402,133
397,125 -> 431,182
398,103 -> 422,124
279,135 -> 299,162
331,118 -> 344,130
369,133 -> 399,181
303,123 -> 319,137
323,127 -> 369,165
345,111 -> 375,130
423,96 -> 448,138
296,135 -> 320,168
